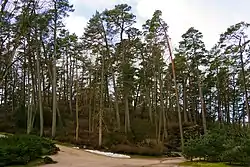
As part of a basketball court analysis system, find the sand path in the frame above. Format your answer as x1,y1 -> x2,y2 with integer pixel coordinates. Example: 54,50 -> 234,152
43,145 -> 185,167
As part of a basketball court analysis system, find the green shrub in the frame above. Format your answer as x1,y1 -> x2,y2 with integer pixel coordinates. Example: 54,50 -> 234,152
0,134 -> 59,166
183,125 -> 250,165
111,144 -> 164,156
183,137 -> 206,159
220,137 -> 250,165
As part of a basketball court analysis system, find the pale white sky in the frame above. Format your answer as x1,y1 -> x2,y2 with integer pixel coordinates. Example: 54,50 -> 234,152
65,0 -> 250,49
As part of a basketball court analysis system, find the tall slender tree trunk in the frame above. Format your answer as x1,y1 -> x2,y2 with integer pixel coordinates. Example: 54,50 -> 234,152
198,78 -> 207,134
162,28 -> 184,151
27,77 -> 31,134
75,67 -> 79,141
232,75 -> 236,124
36,39 -> 44,137
183,78 -> 188,123
111,71 -> 121,130
51,1 -> 58,138
216,68 -> 223,124
146,87 -> 153,123
12,70 -> 16,113
240,49 -> 250,126
153,77 -> 158,139
99,54 -> 105,146
92,80 -> 96,132
158,72 -> 165,143
124,93 -> 131,133
69,55 -> 73,115
133,84 -> 140,112
88,74 -> 92,132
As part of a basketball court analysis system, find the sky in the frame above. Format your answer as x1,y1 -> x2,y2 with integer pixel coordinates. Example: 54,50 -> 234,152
65,0 -> 250,49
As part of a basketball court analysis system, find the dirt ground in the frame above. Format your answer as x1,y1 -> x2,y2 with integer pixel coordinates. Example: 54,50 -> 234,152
43,145 -> 185,167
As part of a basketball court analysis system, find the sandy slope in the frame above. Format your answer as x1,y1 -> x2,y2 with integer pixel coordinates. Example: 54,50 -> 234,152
43,145 -> 185,167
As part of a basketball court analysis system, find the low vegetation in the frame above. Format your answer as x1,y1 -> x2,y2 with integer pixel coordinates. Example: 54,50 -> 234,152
0,134 -> 59,167
183,125 -> 250,165
110,144 -> 164,156
180,161 -> 230,167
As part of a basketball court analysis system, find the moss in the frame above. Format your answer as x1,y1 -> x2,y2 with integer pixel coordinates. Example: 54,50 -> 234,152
180,161 -> 230,167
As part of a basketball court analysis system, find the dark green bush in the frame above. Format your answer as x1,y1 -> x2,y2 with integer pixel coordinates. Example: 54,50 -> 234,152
0,134 -> 59,166
111,144 -> 164,156
183,125 -> 250,165
183,136 -> 206,159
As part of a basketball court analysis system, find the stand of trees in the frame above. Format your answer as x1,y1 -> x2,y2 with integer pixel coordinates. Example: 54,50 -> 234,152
1,0 -> 250,155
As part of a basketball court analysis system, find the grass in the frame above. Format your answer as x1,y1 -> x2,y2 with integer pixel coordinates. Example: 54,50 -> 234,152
180,161 -> 230,167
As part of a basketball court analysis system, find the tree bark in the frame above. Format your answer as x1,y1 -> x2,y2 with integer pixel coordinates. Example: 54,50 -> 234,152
198,78 -> 207,134
52,1 -> 58,138
75,68 -> 79,141
99,53 -> 105,146
36,39 -> 44,137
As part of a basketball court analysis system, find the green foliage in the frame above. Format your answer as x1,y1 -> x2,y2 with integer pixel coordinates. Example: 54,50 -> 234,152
183,126 -> 250,164
0,134 -> 59,167
183,124 -> 203,141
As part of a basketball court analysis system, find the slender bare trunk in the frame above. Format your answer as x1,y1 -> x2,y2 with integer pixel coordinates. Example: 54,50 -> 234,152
124,93 -> 131,133
183,78 -> 188,123
158,72 -> 164,143
146,88 -> 153,123
75,68 -> 79,141
198,78 -> 207,134
51,1 -> 57,138
111,71 -> 120,130
239,48 -> 250,126
162,26 -> 184,151
88,75 -> 92,132
36,41 -> 44,137
69,55 -> 73,115
99,54 -> 105,146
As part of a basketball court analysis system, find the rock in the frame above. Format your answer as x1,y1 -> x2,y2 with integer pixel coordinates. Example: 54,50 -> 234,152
43,156 -> 57,164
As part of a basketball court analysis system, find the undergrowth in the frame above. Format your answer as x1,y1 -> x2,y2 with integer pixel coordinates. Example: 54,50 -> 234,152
0,134 -> 59,167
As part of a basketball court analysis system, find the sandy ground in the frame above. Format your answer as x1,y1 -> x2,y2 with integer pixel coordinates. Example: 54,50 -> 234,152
43,145 -> 185,167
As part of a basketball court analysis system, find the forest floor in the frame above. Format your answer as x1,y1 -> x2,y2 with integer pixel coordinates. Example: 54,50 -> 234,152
42,145 -> 186,167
